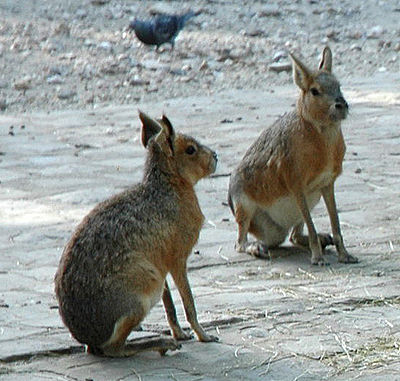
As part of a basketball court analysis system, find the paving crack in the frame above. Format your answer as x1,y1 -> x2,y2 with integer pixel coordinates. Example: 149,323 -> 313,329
0,314 -> 264,365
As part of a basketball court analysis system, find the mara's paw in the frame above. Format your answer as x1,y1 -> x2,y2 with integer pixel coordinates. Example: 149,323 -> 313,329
245,242 -> 270,259
311,256 -> 330,266
199,333 -> 219,343
158,339 -> 182,356
318,233 -> 334,249
234,241 -> 247,253
339,253 -> 359,264
174,330 -> 193,341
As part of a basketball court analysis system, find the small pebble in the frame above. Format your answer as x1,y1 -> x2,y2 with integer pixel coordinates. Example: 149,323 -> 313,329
129,76 -> 150,86
367,25 -> 384,39
75,8 -> 88,19
98,41 -> 113,52
47,75 -> 64,85
258,5 -> 281,17
272,50 -> 287,62
14,76 -> 32,91
0,99 -> 7,111
199,60 -> 209,70
58,89 -> 77,100
91,0 -> 110,4
269,62 -> 292,73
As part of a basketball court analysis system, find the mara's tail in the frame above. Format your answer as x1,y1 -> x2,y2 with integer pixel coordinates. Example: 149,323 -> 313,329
227,191 -> 235,215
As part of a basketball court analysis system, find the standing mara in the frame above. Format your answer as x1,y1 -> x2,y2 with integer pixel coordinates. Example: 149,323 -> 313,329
228,47 -> 358,265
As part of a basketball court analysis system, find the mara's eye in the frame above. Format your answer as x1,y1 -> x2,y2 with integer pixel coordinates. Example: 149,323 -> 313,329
185,145 -> 196,155
310,88 -> 320,96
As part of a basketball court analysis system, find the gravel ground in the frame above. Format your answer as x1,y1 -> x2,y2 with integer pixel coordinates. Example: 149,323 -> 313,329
0,0 -> 399,113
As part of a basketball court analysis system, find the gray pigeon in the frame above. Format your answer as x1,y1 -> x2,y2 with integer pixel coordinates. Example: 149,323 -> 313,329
129,10 -> 200,50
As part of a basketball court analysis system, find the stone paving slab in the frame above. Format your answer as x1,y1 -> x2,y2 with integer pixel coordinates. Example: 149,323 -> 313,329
1,73 -> 400,380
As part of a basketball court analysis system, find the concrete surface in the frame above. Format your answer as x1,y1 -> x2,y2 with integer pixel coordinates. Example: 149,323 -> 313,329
1,72 -> 400,380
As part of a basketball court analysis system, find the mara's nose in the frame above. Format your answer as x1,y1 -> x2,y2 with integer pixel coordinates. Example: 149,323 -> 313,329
335,96 -> 348,110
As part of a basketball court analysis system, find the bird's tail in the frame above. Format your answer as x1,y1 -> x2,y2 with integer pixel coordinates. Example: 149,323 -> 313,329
181,10 -> 201,24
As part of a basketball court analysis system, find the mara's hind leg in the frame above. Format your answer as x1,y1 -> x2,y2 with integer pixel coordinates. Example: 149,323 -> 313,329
232,202 -> 267,257
289,222 -> 334,250
244,209 -> 287,259
251,209 -> 287,249
98,314 -> 180,357
231,195 -> 286,258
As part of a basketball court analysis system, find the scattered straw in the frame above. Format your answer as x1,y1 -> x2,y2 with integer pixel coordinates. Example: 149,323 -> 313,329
321,336 -> 400,376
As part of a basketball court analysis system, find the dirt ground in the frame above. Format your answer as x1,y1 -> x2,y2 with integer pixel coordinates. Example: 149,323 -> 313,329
1,1 -> 400,380
0,0 -> 399,113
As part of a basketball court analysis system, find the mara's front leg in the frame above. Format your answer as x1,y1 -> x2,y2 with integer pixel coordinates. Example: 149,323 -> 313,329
321,183 -> 358,263
171,265 -> 219,342
293,192 -> 327,265
162,281 -> 192,341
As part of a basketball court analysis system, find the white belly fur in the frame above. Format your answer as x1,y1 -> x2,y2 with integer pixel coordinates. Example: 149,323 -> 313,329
238,169 -> 335,231
267,191 -> 322,229
266,169 -> 335,229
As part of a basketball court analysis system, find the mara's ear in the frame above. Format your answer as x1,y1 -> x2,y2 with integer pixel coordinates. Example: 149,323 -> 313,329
289,52 -> 312,91
318,46 -> 332,73
139,110 -> 162,148
161,114 -> 175,139
154,114 -> 175,157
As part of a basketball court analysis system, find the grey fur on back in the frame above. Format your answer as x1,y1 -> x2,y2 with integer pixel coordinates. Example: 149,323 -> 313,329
240,112 -> 296,169
230,111 -> 297,198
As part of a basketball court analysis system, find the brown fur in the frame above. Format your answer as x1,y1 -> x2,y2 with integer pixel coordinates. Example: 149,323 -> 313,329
55,111 -> 218,357
228,47 -> 358,265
